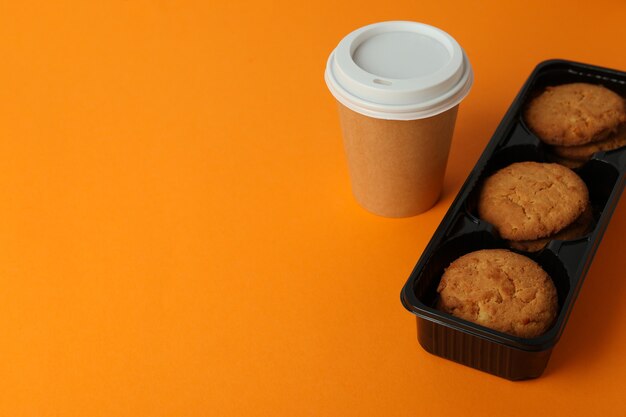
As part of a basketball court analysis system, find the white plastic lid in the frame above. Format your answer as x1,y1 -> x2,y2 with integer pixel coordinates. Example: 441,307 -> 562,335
325,21 -> 474,120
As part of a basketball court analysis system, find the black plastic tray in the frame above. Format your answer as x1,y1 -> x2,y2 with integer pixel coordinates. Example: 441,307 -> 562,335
400,59 -> 626,380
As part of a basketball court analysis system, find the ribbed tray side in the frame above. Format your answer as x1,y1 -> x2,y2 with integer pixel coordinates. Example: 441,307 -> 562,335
417,318 -> 553,380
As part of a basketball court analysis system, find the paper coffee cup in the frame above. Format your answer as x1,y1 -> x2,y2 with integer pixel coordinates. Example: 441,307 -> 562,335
325,21 -> 473,217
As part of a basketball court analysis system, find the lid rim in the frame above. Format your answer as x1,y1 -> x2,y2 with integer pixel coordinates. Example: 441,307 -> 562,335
326,53 -> 474,120
324,21 -> 474,121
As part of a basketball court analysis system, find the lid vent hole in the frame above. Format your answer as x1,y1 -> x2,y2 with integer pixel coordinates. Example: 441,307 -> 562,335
373,78 -> 392,86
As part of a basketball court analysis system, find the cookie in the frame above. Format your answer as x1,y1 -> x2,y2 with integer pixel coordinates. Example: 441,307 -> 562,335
437,249 -> 558,338
552,123 -> 626,161
478,162 -> 589,240
524,83 -> 626,146
508,203 -> 593,252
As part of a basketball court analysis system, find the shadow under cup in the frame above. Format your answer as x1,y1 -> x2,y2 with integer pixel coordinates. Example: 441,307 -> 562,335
338,103 -> 459,217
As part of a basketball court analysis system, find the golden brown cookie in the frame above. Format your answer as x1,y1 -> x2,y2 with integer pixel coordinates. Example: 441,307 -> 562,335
508,204 -> 593,252
478,162 -> 589,241
524,83 -> 626,146
552,123 -> 626,161
436,249 -> 558,338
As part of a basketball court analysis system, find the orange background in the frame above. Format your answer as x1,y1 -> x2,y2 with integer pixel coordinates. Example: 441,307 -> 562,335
1,1 -> 625,416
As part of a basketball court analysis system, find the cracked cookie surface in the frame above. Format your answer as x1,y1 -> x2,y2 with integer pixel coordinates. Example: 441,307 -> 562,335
524,83 -> 626,146
478,162 -> 589,240
552,123 -> 626,161
436,249 -> 558,338
508,203 -> 593,252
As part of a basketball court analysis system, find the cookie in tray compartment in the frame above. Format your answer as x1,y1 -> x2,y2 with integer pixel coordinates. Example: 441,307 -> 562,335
477,161 -> 589,251
524,82 -> 626,167
436,249 -> 558,338
524,82 -> 626,146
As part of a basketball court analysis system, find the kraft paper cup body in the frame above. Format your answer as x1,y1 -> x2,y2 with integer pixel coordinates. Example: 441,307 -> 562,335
338,103 -> 458,217
325,21 -> 473,217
